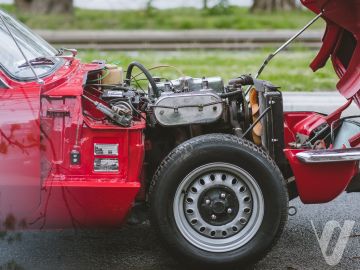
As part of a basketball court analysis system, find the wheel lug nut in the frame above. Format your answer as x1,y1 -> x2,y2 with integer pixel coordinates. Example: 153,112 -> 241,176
205,199 -> 211,205
211,214 -> 217,220
227,208 -> 232,214
220,193 -> 226,199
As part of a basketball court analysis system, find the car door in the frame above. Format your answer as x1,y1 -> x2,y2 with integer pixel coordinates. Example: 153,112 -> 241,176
0,74 -> 41,230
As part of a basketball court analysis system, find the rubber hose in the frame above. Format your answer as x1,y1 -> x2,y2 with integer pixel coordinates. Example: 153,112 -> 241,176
126,61 -> 159,98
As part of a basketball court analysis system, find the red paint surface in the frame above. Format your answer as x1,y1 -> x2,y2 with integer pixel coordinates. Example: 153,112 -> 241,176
0,78 -> 42,229
302,0 -> 360,102
31,181 -> 140,229
284,149 -> 357,203
0,61 -> 145,230
283,111 -> 326,147
284,111 -> 359,203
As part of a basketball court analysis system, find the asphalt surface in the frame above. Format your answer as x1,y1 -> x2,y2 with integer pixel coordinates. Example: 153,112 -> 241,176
0,92 -> 359,270
1,0 -> 252,10
0,193 -> 358,270
283,92 -> 358,116
34,29 -> 323,50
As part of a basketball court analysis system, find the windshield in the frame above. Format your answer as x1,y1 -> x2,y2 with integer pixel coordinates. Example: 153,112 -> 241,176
0,9 -> 62,80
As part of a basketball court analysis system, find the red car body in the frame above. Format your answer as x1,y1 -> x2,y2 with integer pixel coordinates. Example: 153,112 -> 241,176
302,0 -> 360,102
0,60 -> 145,229
0,0 -> 359,232
283,0 -> 360,203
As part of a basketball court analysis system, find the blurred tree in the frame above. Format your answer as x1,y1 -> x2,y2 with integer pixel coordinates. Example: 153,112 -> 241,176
211,0 -> 230,14
146,0 -> 154,14
251,0 -> 297,12
203,0 -> 230,14
14,0 -> 73,14
203,0 -> 208,10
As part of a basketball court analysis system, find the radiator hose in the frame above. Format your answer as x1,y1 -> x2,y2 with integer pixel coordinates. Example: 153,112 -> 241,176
126,61 -> 160,98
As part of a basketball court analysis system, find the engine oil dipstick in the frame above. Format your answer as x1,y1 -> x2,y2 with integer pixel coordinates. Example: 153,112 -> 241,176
288,206 -> 297,216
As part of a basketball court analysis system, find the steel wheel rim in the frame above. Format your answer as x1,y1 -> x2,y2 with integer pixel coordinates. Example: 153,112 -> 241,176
173,162 -> 264,253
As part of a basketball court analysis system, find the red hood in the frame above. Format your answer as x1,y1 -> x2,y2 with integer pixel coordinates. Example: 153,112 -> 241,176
301,0 -> 360,101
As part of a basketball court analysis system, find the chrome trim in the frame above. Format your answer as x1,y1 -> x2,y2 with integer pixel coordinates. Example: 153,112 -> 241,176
0,78 -> 10,89
296,148 -> 360,163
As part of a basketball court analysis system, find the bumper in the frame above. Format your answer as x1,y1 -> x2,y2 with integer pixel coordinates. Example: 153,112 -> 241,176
296,148 -> 360,163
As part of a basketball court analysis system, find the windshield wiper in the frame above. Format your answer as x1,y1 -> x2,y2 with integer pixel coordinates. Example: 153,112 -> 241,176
18,49 -> 78,68
56,48 -> 77,57
18,57 -> 55,68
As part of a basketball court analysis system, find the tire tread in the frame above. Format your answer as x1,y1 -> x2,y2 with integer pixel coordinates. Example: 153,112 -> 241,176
149,134 -> 288,267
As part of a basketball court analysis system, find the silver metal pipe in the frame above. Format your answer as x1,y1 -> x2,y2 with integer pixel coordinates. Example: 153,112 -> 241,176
297,148 -> 360,163
245,12 -> 323,95
255,12 -> 323,79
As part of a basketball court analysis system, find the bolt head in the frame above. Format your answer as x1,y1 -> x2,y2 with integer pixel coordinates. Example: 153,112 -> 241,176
205,199 -> 211,205
220,193 -> 226,199
227,208 -> 232,214
211,214 -> 217,220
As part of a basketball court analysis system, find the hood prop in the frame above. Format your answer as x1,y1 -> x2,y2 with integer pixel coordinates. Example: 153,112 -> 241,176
245,12 -> 323,95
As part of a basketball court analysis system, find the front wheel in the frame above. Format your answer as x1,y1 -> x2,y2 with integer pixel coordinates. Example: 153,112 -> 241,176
150,134 -> 288,268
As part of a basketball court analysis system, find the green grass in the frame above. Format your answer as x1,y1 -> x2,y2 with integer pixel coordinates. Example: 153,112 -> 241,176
0,4 -> 324,30
79,50 -> 337,91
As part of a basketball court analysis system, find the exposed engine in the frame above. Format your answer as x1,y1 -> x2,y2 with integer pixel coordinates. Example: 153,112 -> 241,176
82,60 -> 287,170
83,61 -> 231,129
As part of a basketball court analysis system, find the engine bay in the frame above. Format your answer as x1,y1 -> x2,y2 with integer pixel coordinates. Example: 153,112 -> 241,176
82,61 -> 231,128
82,61 -> 270,137
45,57 -> 356,199
81,60 -> 360,158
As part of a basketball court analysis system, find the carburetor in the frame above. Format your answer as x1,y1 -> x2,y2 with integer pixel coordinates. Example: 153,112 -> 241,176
152,76 -> 224,95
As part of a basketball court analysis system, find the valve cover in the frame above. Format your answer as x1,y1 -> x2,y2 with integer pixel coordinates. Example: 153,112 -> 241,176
153,92 -> 223,126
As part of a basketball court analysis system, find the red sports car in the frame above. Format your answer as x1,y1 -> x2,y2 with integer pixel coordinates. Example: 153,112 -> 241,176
0,0 -> 359,268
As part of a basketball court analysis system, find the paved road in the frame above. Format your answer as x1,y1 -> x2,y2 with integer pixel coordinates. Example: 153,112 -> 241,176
35,29 -> 323,50
0,92 -> 359,270
1,0 -> 252,9
283,91 -> 358,115
0,193 -> 358,270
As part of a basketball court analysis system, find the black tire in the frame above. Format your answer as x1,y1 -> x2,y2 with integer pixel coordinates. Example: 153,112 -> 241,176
149,134 -> 288,269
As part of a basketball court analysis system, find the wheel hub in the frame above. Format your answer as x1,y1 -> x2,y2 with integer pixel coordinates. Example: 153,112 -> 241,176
182,167 -> 256,240
198,186 -> 239,226
174,162 -> 264,252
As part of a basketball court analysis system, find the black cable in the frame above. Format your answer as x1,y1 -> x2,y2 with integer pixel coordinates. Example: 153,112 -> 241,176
219,89 -> 242,98
126,61 -> 159,98
228,75 -> 254,87
127,101 -> 147,121
241,106 -> 271,139
131,76 -> 145,92
110,98 -> 147,121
